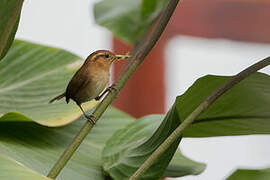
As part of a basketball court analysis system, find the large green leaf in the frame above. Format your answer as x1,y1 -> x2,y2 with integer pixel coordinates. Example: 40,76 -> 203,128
103,105 -> 205,179
0,107 -> 202,179
0,0 -> 23,60
176,73 -> 270,137
94,0 -> 168,44
0,40 -> 98,126
227,168 -> 270,180
0,153 -> 51,180
0,107 -> 134,180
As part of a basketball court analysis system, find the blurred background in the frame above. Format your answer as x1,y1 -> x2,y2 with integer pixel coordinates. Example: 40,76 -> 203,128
16,0 -> 270,179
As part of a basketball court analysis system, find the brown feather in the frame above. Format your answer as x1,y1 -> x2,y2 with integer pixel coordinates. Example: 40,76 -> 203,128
65,66 -> 89,104
49,93 -> 65,103
48,50 -> 129,124
50,50 -> 116,105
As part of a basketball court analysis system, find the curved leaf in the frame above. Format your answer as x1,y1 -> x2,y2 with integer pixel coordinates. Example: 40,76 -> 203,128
0,40 -> 98,126
0,107 -> 134,180
0,153 -> 51,180
0,0 -> 23,60
227,168 -> 270,180
163,149 -> 206,178
176,73 -> 270,137
94,0 -> 168,44
102,111 -> 205,179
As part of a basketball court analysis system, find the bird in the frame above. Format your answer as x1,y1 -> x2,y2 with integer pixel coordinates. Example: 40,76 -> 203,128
49,50 -> 129,124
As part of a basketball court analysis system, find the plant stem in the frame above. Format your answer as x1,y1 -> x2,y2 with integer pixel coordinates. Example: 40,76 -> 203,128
129,56 -> 270,179
47,0 -> 180,178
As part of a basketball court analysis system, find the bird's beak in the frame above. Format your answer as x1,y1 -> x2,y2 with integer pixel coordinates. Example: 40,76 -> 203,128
115,54 -> 130,61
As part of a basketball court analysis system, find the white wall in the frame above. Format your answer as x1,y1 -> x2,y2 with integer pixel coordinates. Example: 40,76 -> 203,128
166,36 -> 270,180
16,0 -> 111,58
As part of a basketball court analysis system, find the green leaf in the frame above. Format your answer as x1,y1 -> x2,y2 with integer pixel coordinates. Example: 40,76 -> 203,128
0,107 -> 134,180
227,168 -> 270,180
176,73 -> 270,137
0,0 -> 23,60
102,109 -> 205,179
0,40 -> 98,126
163,149 -> 206,178
94,0 -> 168,44
0,153 -> 51,180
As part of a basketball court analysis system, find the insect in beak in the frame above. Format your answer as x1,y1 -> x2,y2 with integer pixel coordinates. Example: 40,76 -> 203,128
115,53 -> 130,61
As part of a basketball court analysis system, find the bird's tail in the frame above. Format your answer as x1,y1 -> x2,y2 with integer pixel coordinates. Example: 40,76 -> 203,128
49,93 -> 65,103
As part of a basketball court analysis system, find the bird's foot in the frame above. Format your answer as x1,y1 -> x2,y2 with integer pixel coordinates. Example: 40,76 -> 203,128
94,84 -> 118,101
84,114 -> 96,125
108,84 -> 118,93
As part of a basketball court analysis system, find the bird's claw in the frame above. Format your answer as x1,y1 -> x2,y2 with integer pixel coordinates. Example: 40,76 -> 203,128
108,84 -> 118,92
94,84 -> 118,101
85,114 -> 96,125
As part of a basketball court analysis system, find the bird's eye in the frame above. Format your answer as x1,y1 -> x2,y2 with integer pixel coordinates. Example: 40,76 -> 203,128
104,54 -> 110,59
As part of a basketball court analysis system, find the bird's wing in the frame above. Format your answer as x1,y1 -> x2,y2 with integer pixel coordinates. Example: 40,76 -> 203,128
65,68 -> 89,103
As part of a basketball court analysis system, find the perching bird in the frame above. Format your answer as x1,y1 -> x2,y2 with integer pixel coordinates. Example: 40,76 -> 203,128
49,50 -> 129,124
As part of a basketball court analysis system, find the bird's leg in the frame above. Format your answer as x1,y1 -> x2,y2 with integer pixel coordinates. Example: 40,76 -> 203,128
95,88 -> 109,101
107,84 -> 118,92
76,103 -> 96,125
95,84 -> 118,101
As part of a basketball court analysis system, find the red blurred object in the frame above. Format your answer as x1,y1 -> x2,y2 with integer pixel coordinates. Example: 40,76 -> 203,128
112,37 -> 166,118
113,0 -> 270,118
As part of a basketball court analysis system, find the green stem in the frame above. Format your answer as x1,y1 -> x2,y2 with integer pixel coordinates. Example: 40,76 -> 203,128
47,0 -> 180,178
130,56 -> 270,179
